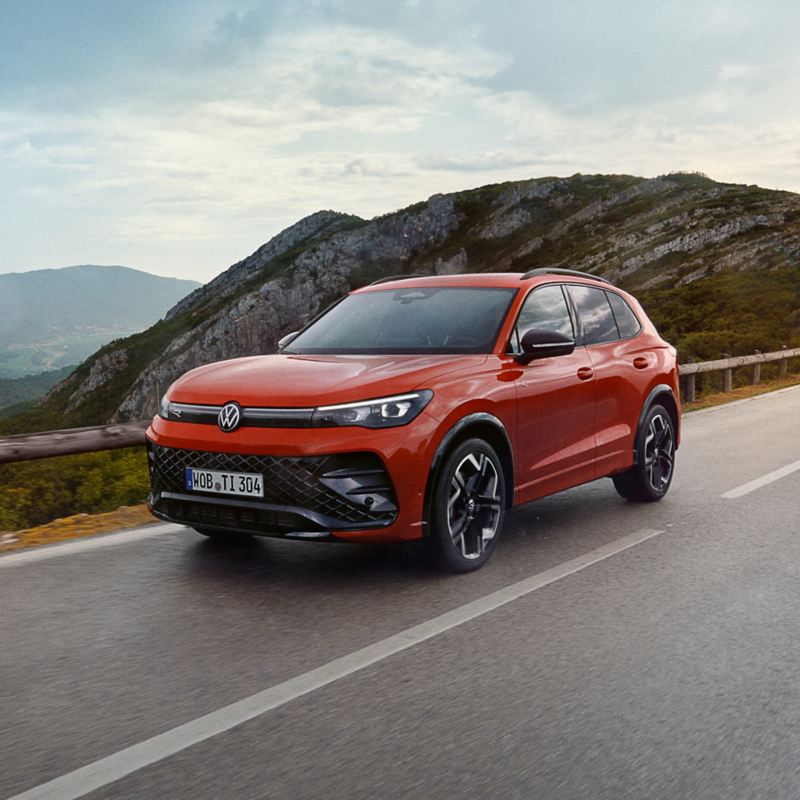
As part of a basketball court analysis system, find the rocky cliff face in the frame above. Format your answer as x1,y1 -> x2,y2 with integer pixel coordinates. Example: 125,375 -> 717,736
459,174 -> 799,286
25,172 -> 800,429
116,194 -> 461,419
164,210 -> 357,321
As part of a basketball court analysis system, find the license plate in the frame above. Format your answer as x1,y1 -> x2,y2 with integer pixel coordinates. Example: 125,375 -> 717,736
185,468 -> 264,498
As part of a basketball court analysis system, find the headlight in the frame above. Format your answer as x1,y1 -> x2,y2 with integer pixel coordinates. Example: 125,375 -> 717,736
159,395 -> 171,419
311,391 -> 433,429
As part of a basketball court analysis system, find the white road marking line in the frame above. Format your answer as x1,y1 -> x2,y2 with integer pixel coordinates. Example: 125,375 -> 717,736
7,527 -> 664,800
0,524 -> 184,568
721,459 -> 800,500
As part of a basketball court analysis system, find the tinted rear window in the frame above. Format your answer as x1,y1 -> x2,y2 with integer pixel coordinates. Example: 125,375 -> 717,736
567,285 -> 619,345
607,292 -> 642,339
286,287 -> 517,354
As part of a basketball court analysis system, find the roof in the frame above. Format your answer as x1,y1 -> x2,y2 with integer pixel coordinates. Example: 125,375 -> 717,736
354,271 -> 612,293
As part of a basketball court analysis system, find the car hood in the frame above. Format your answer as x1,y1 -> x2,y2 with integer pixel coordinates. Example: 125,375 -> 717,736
168,353 -> 487,407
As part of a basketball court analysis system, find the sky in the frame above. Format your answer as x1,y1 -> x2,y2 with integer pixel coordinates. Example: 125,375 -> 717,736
2,0 -> 800,282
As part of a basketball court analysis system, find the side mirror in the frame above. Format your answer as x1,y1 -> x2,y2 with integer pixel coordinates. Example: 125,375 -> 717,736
277,331 -> 300,351
516,329 -> 575,364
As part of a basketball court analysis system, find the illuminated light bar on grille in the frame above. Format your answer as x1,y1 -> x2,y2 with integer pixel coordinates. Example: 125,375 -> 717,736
165,403 -> 314,427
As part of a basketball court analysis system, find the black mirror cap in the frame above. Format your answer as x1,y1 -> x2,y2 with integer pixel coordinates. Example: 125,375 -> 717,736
516,329 -> 576,363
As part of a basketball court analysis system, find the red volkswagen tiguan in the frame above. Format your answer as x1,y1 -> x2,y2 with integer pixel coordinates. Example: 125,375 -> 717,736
146,269 -> 680,571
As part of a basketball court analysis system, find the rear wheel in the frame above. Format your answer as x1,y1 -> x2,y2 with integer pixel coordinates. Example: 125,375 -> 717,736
427,438 -> 506,572
612,403 -> 675,502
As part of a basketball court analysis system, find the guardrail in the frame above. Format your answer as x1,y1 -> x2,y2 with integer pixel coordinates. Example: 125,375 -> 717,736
679,345 -> 800,402
1,346 -> 798,465
0,421 -> 149,465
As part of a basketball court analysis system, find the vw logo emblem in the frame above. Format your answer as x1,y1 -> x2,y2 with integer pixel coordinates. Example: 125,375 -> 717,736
218,402 -> 242,432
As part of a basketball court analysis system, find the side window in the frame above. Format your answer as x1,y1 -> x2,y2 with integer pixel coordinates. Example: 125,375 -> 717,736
568,285 -> 619,345
606,291 -> 642,339
514,285 -> 574,346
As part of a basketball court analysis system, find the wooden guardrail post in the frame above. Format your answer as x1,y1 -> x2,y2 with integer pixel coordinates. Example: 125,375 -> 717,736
721,353 -> 733,393
722,369 -> 733,392
779,345 -> 788,378
752,350 -> 761,384
682,356 -> 696,402
685,373 -> 696,402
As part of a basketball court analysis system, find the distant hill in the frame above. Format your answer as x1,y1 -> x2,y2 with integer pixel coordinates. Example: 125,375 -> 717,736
0,265 -> 200,378
0,365 -> 75,409
3,172 -> 800,434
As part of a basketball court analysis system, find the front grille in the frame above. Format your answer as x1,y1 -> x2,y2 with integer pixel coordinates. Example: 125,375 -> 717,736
148,444 -> 397,529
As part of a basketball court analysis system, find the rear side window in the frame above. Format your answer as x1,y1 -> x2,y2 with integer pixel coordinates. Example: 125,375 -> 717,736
607,292 -> 642,339
567,285 -> 618,345
515,284 -> 574,340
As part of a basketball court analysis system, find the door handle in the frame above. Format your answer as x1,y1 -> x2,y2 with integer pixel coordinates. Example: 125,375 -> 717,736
577,367 -> 594,381
632,356 -> 650,370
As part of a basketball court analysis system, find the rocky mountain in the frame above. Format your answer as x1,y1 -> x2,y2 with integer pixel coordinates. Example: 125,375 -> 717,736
0,265 -> 200,379
6,172 -> 800,433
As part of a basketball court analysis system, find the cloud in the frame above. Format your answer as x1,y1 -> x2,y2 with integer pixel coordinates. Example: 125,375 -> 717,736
3,2 -> 800,279
718,63 -> 759,82
204,7 -> 270,57
343,157 -> 415,178
2,23 -> 512,253
417,151 -> 550,173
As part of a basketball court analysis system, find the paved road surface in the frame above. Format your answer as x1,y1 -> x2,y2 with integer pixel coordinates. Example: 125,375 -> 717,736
2,387 -> 800,800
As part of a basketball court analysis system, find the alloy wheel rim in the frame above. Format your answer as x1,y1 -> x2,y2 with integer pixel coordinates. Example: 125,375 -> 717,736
644,413 -> 674,492
446,452 -> 502,560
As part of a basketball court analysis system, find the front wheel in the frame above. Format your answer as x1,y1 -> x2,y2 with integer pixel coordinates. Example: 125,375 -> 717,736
612,403 -> 676,502
427,438 -> 506,572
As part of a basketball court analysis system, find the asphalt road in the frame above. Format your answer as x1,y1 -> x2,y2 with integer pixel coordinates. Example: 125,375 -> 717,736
2,386 -> 800,800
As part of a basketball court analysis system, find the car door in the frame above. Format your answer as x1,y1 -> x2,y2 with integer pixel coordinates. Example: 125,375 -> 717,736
566,284 -> 652,477
511,283 -> 597,504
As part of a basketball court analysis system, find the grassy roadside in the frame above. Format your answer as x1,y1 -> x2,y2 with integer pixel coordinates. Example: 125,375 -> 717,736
0,504 -> 155,553
2,374 -> 798,554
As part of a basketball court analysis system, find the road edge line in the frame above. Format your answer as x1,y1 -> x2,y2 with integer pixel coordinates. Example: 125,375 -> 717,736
0,524 -> 184,567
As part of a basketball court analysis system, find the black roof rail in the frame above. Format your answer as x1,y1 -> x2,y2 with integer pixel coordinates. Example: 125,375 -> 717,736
368,272 -> 431,286
520,267 -> 613,285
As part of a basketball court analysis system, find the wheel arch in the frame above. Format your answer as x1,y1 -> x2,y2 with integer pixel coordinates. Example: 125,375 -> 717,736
422,413 -> 515,536
634,384 -> 680,465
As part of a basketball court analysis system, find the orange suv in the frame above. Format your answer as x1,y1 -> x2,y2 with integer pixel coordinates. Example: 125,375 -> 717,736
146,269 -> 680,571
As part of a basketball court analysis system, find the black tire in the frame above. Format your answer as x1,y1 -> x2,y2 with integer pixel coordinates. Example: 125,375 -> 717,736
612,403 -> 676,502
427,438 -> 506,572
193,527 -> 253,543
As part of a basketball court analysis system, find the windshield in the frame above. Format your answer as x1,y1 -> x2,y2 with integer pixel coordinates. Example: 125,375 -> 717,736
285,287 -> 518,355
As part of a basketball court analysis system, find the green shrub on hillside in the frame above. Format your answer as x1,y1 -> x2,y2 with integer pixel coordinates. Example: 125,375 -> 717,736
639,269 -> 800,361
0,448 -> 149,532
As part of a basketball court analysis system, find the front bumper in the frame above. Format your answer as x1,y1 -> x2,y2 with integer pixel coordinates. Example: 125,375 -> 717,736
147,443 -> 398,539
145,411 -> 441,542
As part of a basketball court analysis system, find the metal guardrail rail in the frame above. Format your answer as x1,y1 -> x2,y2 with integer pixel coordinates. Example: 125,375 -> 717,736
0,346 -> 798,464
